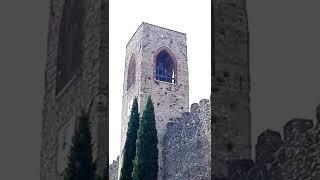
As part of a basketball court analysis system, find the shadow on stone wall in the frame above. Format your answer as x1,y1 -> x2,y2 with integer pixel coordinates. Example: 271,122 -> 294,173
213,104 -> 320,180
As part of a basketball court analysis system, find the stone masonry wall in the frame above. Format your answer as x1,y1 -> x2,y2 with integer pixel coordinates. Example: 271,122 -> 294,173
219,106 -> 320,180
111,99 -> 211,180
213,0 -> 251,178
40,0 -> 108,179
163,99 -> 211,180
109,157 -> 119,180
118,24 -> 144,177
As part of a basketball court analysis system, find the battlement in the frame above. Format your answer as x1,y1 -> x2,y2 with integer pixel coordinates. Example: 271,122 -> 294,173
257,129 -> 282,145
255,129 -> 283,165
223,104 -> 320,180
284,118 -> 314,142
163,99 -> 211,179
110,98 -> 211,180
126,22 -> 186,48
166,98 -> 211,132
191,99 -> 211,112
109,157 -> 119,180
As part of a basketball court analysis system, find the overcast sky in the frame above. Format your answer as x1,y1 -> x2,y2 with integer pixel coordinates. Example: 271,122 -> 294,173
247,0 -> 320,157
1,0 -> 320,179
109,0 -> 211,163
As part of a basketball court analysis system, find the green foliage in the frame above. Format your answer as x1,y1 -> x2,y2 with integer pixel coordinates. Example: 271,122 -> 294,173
64,110 -> 95,180
120,97 -> 140,180
132,96 -> 158,180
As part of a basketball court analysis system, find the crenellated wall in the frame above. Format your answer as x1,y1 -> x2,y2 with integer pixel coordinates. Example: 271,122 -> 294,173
221,105 -> 320,180
109,99 -> 211,180
109,157 -> 119,180
163,99 -> 211,180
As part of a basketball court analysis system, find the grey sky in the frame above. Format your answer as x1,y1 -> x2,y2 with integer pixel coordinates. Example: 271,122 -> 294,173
0,0 -> 320,179
248,0 -> 320,153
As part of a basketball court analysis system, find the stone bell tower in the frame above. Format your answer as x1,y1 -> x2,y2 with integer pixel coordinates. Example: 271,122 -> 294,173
118,22 -> 189,179
40,0 -> 108,179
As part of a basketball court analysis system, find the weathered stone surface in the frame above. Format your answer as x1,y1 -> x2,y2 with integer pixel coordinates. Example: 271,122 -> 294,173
40,0 -> 108,179
163,99 -> 211,180
109,157 -> 119,180
255,129 -> 283,165
111,99 -> 211,180
213,0 -> 251,178
225,105 -> 320,180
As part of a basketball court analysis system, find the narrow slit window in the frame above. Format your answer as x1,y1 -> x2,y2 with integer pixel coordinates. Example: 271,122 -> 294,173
127,55 -> 136,90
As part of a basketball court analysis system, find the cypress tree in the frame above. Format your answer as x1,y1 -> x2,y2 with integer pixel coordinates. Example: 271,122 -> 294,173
120,97 -> 140,180
64,110 -> 95,180
132,96 -> 158,180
